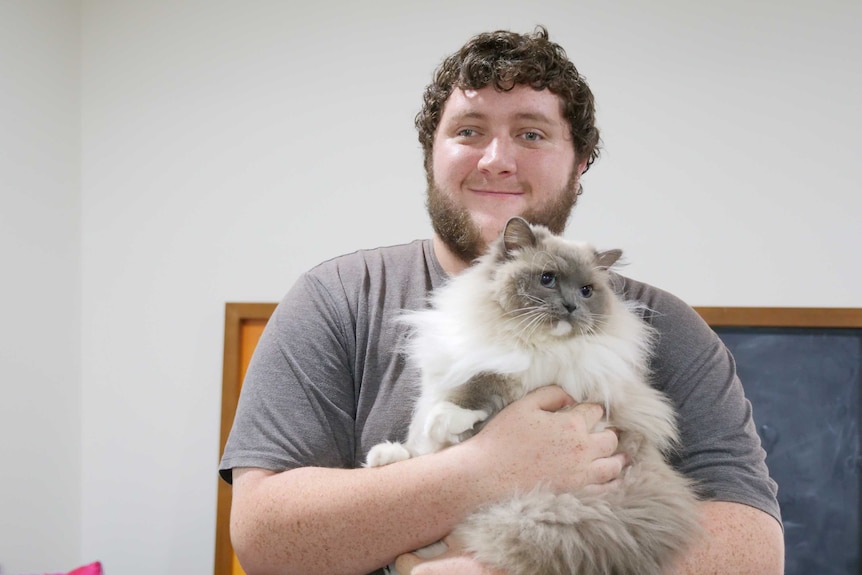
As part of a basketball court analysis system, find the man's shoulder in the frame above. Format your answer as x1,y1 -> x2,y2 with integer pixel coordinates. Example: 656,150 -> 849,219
297,239 -> 438,305
615,274 -> 689,315
309,239 -> 429,276
614,273 -> 712,340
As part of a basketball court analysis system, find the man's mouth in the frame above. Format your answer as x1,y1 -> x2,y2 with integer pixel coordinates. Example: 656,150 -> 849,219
470,189 -> 524,197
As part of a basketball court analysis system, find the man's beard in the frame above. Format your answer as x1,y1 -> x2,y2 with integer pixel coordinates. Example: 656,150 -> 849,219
426,170 -> 580,264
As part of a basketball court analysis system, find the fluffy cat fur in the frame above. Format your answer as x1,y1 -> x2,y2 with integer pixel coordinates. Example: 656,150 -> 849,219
366,217 -> 701,575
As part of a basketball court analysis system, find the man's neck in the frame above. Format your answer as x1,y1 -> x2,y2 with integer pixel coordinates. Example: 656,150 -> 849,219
432,235 -> 472,276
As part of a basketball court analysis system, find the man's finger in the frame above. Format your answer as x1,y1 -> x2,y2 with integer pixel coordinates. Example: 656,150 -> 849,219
526,385 -> 575,412
395,551 -> 421,573
569,401 -> 606,428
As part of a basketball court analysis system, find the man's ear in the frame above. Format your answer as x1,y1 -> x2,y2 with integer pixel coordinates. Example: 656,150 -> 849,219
576,157 -> 589,176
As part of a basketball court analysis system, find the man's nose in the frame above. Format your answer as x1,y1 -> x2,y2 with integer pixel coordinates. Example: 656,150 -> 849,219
477,137 -> 517,175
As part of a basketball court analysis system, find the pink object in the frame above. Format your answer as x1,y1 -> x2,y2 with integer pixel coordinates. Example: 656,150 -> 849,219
36,562 -> 102,575
66,563 -> 102,575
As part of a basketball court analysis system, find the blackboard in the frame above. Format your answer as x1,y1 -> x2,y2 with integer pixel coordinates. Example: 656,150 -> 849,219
697,308 -> 862,575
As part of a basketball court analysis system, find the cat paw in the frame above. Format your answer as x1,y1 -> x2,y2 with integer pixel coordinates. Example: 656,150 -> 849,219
414,540 -> 449,559
365,441 -> 412,467
425,402 -> 489,447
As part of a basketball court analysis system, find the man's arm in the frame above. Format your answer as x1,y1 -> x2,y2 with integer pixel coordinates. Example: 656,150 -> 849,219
231,452 -> 480,575
229,387 -> 625,575
671,500 -> 784,575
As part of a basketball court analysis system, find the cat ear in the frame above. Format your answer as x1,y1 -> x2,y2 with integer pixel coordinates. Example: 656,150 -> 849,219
502,217 -> 536,255
595,249 -> 622,270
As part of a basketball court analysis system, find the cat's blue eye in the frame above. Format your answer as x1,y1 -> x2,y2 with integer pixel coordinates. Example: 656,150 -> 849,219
580,285 -> 593,297
540,272 -> 557,288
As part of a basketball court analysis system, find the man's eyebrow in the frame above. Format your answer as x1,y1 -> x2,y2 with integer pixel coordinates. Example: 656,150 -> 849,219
512,112 -> 557,125
445,110 -> 558,126
445,110 -> 487,123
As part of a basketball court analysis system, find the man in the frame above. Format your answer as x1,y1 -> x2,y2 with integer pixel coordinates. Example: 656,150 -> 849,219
220,27 -> 784,575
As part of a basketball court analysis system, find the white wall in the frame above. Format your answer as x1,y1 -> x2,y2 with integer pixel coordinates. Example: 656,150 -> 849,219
2,0 -> 860,573
0,1 -> 82,573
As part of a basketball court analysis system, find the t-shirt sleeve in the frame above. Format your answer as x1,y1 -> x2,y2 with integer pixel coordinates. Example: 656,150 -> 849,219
218,270 -> 358,484
632,282 -> 782,526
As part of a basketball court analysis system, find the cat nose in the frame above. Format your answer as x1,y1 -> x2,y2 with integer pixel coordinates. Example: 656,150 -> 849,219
564,302 -> 578,314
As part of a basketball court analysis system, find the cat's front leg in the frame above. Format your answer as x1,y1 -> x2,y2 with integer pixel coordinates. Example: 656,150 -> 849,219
365,441 -> 412,468
424,401 -> 489,449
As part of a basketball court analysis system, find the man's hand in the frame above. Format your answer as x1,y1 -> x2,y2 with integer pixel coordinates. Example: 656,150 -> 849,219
461,385 -> 626,498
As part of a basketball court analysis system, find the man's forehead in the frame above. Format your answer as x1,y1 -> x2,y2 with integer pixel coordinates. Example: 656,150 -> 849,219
443,86 -> 566,124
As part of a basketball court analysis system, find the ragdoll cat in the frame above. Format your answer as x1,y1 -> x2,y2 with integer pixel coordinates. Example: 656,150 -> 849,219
366,216 -> 701,575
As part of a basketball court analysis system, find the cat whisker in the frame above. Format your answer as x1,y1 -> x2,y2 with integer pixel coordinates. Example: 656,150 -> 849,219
503,305 -> 540,318
504,307 -> 542,332
589,312 -> 613,332
526,311 -> 553,339
521,293 -> 548,305
581,315 -> 609,338
503,306 -> 541,325
511,310 -> 547,336
509,309 -> 550,341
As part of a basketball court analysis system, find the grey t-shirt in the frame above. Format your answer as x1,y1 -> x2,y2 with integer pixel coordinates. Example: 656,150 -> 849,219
220,238 -> 781,526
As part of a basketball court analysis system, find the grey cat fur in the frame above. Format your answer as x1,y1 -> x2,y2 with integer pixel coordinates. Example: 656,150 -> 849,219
367,217 -> 702,575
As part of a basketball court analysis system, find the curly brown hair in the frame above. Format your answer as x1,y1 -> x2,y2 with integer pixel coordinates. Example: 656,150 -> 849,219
416,26 -> 600,175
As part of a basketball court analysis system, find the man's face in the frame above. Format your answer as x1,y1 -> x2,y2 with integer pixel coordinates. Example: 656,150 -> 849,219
427,84 -> 585,263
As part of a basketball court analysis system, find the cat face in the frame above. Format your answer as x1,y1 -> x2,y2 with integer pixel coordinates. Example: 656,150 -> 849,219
488,217 -> 621,339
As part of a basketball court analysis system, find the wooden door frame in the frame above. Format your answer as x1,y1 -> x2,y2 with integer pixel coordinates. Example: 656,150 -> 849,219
215,302 -> 277,575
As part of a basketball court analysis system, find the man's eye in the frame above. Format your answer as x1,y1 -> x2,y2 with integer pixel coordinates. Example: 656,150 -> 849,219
523,131 -> 542,141
580,285 -> 593,297
457,128 -> 477,137
540,272 -> 557,288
